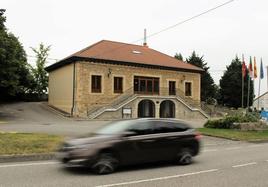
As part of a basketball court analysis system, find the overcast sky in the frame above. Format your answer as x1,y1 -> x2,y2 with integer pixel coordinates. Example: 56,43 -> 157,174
2,0 -> 268,96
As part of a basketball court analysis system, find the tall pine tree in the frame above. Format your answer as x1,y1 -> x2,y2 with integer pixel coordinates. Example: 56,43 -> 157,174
174,53 -> 183,61
186,51 -> 217,101
219,56 -> 254,108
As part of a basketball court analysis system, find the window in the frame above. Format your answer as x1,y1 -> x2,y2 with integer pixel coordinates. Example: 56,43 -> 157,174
127,122 -> 153,135
133,76 -> 159,94
114,77 -> 123,93
169,81 -> 176,95
152,121 -> 189,134
185,82 -> 192,96
91,75 -> 102,93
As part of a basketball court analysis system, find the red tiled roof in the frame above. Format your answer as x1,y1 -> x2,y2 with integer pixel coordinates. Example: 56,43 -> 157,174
46,40 -> 203,72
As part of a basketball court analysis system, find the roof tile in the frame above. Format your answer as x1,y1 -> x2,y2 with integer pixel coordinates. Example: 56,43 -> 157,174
46,40 -> 203,72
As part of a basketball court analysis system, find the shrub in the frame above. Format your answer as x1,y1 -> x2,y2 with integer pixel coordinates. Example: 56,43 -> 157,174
206,97 -> 217,105
243,112 -> 260,122
204,113 -> 260,129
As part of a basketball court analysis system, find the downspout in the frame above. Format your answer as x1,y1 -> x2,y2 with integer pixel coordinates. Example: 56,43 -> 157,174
71,62 -> 76,116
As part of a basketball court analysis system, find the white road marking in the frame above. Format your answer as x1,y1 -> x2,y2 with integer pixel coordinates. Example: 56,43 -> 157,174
232,162 -> 257,168
225,147 -> 241,150
203,149 -> 218,152
95,169 -> 219,187
0,161 -> 58,168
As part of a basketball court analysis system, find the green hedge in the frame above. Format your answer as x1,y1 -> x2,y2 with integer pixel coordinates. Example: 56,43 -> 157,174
204,113 -> 260,129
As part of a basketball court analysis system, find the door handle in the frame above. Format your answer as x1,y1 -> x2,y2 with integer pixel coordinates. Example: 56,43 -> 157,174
142,139 -> 155,143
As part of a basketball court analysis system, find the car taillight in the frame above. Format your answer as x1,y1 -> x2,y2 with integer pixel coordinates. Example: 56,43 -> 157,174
195,132 -> 202,140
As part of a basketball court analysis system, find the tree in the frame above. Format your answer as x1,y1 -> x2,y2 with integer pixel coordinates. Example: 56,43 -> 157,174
186,51 -> 217,101
0,9 -> 6,31
175,53 -> 184,61
219,56 -> 254,108
31,43 -> 51,97
0,9 -> 34,100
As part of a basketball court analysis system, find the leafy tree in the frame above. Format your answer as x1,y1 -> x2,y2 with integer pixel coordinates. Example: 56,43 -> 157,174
0,9 -> 34,100
219,56 -> 254,108
186,51 -> 217,101
175,53 -> 183,61
0,9 -> 6,30
31,43 -> 51,97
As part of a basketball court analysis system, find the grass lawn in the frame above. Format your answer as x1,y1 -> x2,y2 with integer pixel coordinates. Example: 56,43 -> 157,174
198,128 -> 268,142
0,132 -> 63,155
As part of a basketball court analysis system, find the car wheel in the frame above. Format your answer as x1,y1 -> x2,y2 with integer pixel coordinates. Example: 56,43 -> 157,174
176,148 -> 193,165
92,153 -> 118,174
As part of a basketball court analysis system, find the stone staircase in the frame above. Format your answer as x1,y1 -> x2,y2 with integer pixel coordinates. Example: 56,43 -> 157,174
87,87 -> 136,119
87,87 -> 209,119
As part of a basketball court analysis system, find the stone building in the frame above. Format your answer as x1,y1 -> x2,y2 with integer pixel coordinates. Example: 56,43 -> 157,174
45,40 -> 207,119
253,91 -> 268,110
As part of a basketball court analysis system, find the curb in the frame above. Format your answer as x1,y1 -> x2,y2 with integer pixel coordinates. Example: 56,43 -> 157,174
247,139 -> 268,143
0,153 -> 55,163
202,134 -> 240,141
203,134 -> 268,143
41,103 -> 71,118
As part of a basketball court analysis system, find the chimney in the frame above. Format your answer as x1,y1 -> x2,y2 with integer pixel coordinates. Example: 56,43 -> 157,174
143,28 -> 148,47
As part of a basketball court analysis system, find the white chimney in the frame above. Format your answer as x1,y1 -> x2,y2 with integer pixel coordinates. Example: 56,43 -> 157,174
143,28 -> 148,47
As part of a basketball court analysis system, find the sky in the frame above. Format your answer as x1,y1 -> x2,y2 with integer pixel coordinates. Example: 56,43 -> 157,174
2,0 -> 268,97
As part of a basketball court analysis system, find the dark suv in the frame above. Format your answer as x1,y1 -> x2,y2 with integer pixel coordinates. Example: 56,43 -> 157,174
57,118 -> 201,174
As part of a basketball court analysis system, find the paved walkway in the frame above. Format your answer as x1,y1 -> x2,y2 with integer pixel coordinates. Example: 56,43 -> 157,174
0,102 -> 207,136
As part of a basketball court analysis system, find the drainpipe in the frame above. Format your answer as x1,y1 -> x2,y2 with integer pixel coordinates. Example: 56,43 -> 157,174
71,62 -> 76,116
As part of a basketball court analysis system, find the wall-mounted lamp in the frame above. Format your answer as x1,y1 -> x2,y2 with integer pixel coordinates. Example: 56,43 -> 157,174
107,68 -> 112,78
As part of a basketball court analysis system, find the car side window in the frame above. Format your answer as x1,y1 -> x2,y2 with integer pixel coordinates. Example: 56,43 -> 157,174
152,121 -> 171,134
151,121 -> 189,134
127,122 -> 153,135
169,122 -> 189,132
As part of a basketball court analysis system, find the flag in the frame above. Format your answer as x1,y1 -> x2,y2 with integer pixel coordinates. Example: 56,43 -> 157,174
242,56 -> 247,78
254,56 -> 257,78
260,58 -> 264,79
249,56 -> 253,78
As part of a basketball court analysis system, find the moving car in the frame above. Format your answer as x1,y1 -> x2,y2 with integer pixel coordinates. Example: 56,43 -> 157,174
57,118 -> 201,174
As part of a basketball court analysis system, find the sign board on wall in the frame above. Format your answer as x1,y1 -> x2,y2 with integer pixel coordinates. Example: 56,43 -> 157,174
123,108 -> 132,115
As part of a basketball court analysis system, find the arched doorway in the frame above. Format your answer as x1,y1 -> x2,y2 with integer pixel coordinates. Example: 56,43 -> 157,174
160,100 -> 175,118
138,100 -> 155,118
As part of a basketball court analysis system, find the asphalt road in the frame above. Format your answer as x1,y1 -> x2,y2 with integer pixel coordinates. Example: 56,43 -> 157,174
0,140 -> 268,187
0,102 -> 207,136
1,102 -> 267,186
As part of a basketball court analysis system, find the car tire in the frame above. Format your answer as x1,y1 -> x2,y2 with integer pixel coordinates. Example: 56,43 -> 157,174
176,148 -> 193,165
92,153 -> 119,175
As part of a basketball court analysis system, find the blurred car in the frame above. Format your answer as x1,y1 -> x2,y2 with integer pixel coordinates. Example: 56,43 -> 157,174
57,118 -> 201,174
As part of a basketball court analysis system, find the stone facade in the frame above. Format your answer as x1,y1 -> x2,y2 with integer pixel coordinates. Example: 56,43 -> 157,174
71,61 -> 204,119
95,96 -> 206,120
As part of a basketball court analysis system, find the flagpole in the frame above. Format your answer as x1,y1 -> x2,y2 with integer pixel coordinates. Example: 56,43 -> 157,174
247,56 -> 252,110
257,58 -> 261,110
247,73 -> 250,110
241,54 -> 244,108
258,73 -> 261,110
267,66 -> 268,91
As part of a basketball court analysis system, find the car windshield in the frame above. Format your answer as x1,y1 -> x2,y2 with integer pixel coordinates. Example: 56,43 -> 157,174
95,120 -> 134,135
